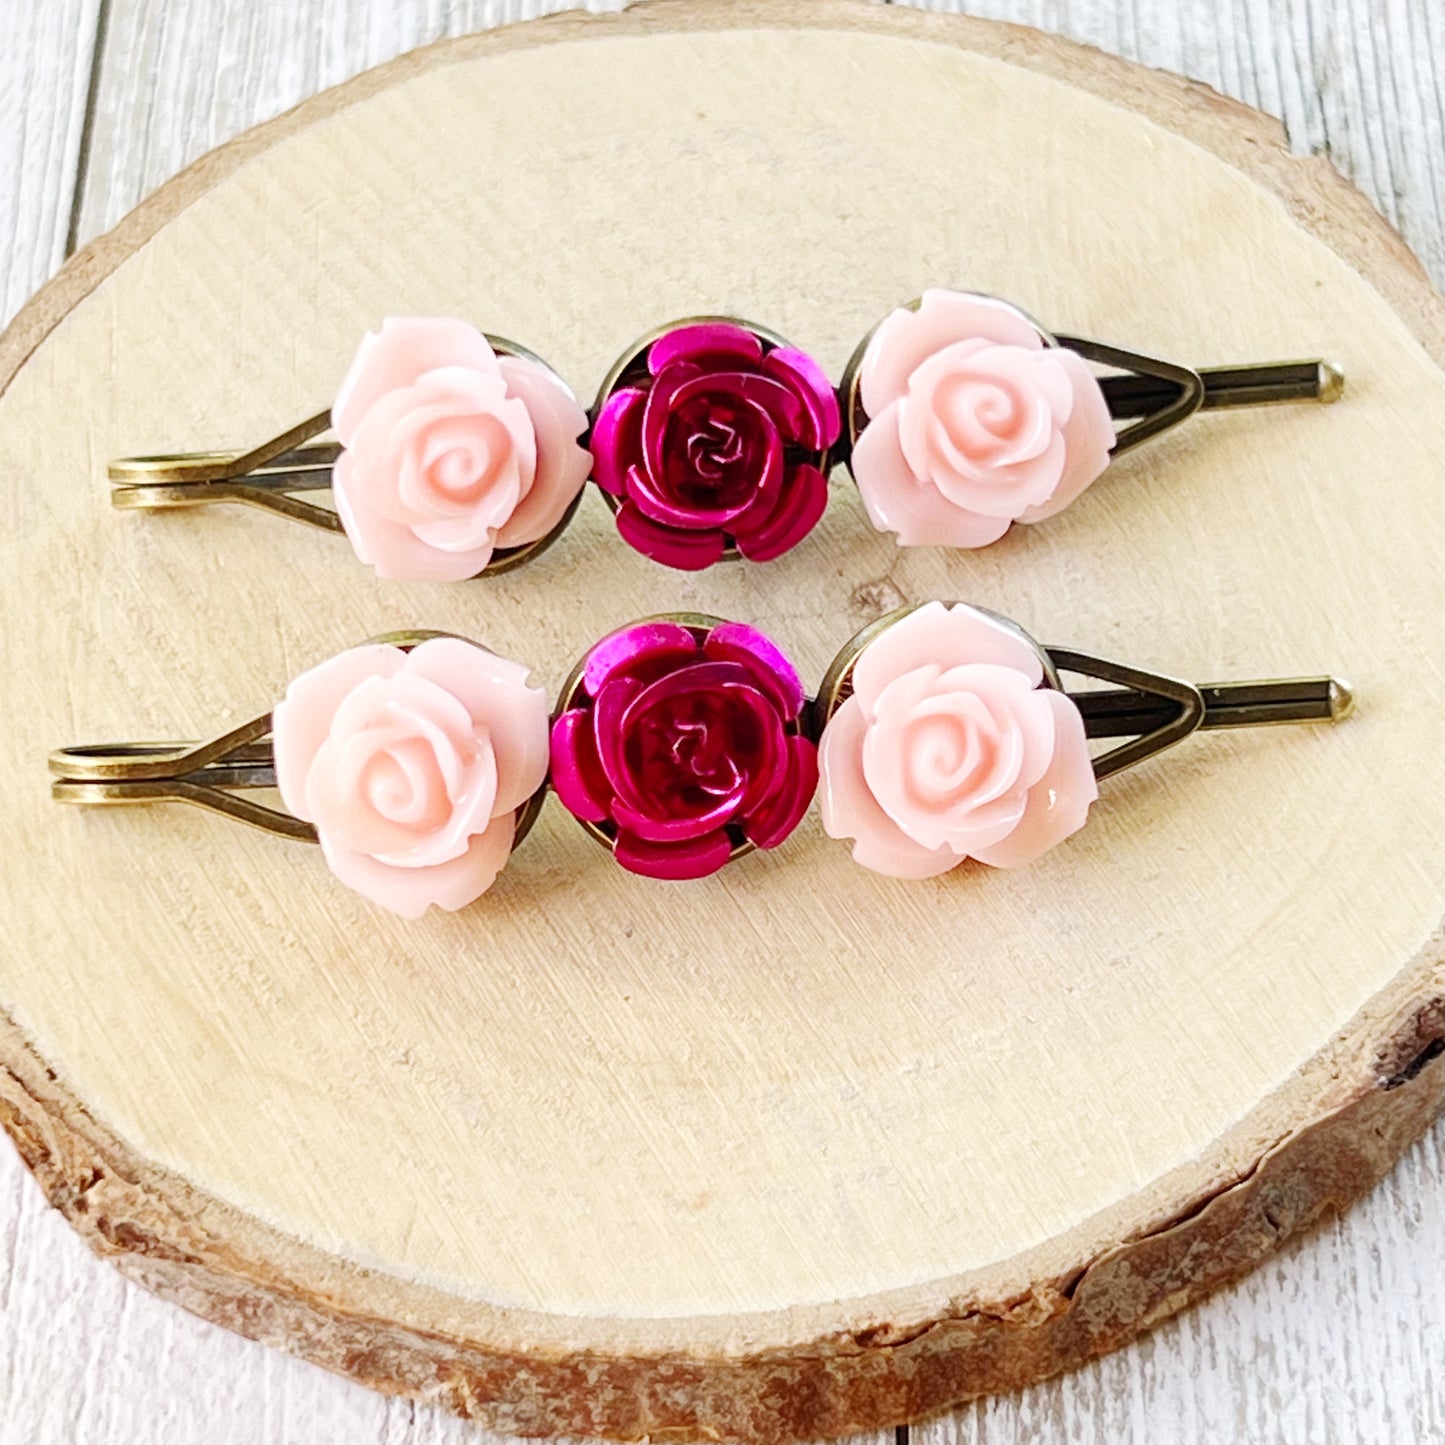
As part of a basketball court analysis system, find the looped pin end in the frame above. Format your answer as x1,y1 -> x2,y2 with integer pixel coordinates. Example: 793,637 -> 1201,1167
51,632 -> 552,917
106,321 -> 593,580
49,714 -> 316,840
108,409 -> 343,533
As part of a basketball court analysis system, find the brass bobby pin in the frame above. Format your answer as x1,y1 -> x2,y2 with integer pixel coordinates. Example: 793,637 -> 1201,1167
106,297 -> 1343,581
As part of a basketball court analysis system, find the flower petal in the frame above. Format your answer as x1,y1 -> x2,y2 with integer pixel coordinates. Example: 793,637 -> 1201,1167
581,619 -> 700,698
320,810 -> 516,917
971,690 -> 1097,867
732,463 -> 829,561
1017,347 -> 1116,523
549,709 -> 613,823
640,369 -> 800,509
933,663 -> 1058,795
589,385 -> 645,497
307,672 -> 494,866
763,345 -> 842,450
817,696 -> 958,878
592,672 -> 650,812
850,601 -> 1044,714
613,828 -> 734,880
492,355 -> 591,547
334,454 -> 498,580
626,411 -> 781,530
394,368 -> 534,521
743,733 -> 819,849
859,290 -> 1045,418
614,500 -> 727,570
612,792 -> 745,844
647,322 -> 762,375
403,638 -> 549,815
858,665 -> 1037,854
332,317 -> 501,444
850,403 -> 1013,549
616,661 -> 782,824
272,644 -> 406,821
702,621 -> 806,720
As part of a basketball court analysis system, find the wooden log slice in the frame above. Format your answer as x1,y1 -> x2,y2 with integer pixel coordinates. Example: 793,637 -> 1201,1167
1,2 -> 1443,1439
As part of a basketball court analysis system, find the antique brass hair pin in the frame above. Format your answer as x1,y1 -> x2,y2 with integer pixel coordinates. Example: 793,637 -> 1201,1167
108,294 -> 1341,576
110,322 -> 594,582
52,603 -> 1351,914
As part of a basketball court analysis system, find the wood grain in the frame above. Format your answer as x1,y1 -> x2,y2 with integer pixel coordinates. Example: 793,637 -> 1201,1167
2,2 -> 1444,1443
68,0 -> 1445,292
897,0 -> 1445,292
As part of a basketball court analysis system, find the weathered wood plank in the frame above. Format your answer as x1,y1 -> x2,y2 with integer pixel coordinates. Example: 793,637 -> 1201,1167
0,0 -> 101,322
936,1127 -> 1445,1443
72,0 -> 625,244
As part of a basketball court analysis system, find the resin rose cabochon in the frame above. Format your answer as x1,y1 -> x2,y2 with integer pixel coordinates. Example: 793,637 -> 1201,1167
333,318 -> 591,580
845,290 -> 1115,546
3,4 -> 1445,1442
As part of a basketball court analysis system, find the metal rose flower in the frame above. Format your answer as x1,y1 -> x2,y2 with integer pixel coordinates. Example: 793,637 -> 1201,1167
549,617 -> 819,879
590,320 -> 841,570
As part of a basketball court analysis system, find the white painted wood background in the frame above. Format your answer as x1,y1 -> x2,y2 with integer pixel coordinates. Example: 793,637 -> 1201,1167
1,0 -> 1442,1440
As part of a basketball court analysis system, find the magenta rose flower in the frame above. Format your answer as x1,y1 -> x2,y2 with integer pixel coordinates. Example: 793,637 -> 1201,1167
549,618 -> 819,879
590,321 -> 841,570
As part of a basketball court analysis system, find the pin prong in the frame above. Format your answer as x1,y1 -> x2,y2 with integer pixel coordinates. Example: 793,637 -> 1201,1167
1099,360 -> 1344,419
1072,675 -> 1353,738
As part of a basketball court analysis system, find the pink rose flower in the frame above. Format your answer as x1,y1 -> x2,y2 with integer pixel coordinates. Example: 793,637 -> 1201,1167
272,637 -> 549,916
818,601 -> 1097,878
331,317 -> 591,581
849,290 -> 1115,547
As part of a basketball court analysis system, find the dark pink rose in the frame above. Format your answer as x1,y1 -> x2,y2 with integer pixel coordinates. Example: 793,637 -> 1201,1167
549,618 -> 819,879
590,321 -> 841,570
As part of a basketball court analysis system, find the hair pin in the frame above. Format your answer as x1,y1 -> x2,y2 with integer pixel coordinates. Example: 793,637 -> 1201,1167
108,292 -> 1341,576
110,321 -> 594,581
52,604 -> 1351,914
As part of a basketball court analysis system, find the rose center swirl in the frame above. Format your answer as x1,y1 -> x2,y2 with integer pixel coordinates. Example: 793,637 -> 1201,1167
937,375 -> 1026,450
359,737 -> 452,830
628,690 -> 760,815
895,694 -> 1023,810
664,393 -> 766,508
